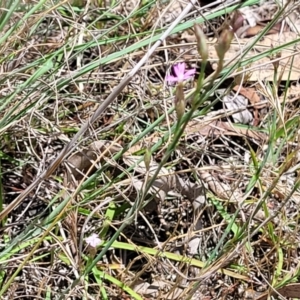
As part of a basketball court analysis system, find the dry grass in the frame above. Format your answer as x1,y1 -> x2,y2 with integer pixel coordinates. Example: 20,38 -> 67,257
1,0 -> 300,299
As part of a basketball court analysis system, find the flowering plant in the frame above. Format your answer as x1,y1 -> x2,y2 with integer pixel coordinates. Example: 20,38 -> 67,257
86,233 -> 102,248
166,62 -> 196,120
166,62 -> 196,84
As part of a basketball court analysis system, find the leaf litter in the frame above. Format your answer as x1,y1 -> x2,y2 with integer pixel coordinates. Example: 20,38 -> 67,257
1,0 -> 300,299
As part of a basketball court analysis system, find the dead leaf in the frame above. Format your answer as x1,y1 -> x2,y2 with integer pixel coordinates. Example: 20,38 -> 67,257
188,237 -> 201,255
123,155 -> 205,206
65,140 -> 122,181
134,279 -> 182,299
123,155 -> 174,203
243,22 -> 284,38
175,177 -> 205,208
200,171 -> 241,201
66,150 -> 97,181
232,85 -> 263,126
209,32 -> 300,81
257,283 -> 300,300
244,288 -> 262,299
126,115 -> 267,157
279,82 -> 300,103
232,85 -> 262,108
186,119 -> 267,140
222,92 -> 253,124
239,4 -> 278,29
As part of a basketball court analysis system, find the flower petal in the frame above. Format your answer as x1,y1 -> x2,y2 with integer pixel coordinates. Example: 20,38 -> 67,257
174,63 -> 186,78
183,69 -> 196,80
166,63 -> 195,84
86,233 -> 102,248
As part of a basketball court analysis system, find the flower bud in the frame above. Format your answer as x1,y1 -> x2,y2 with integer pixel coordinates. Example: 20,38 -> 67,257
231,11 -> 244,34
215,28 -> 234,61
175,82 -> 185,120
144,147 -> 152,171
271,48 -> 281,71
194,23 -> 208,63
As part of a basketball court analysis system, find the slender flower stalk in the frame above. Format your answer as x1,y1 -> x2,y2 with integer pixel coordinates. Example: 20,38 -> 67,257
175,82 -> 185,120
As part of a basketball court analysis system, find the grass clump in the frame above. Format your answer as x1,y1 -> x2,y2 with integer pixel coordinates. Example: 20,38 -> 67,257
1,0 -> 300,299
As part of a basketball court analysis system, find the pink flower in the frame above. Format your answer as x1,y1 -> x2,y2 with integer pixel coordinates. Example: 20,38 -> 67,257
166,62 -> 196,84
85,233 -> 102,248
